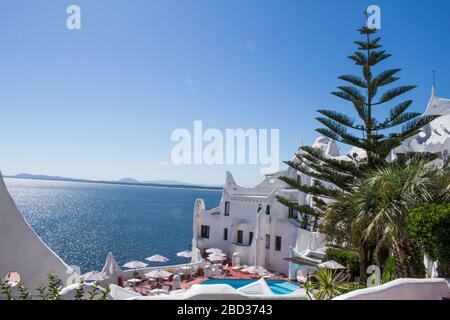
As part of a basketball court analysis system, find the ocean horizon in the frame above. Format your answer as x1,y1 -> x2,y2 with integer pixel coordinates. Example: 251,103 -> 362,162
4,178 -> 222,274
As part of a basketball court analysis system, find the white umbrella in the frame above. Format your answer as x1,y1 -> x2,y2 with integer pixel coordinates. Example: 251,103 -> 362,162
82,271 -> 107,282
123,261 -> 148,269
145,269 -> 172,279
177,250 -> 194,277
242,266 -> 268,275
211,252 -> 226,257
318,260 -> 346,269
145,269 -> 173,287
176,250 -> 193,259
208,253 -> 225,262
123,260 -> 148,278
127,278 -> 142,289
206,248 -> 223,254
179,266 -> 192,272
146,254 -> 170,263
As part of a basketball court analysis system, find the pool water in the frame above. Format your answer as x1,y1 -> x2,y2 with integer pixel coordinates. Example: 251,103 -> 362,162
202,279 -> 300,295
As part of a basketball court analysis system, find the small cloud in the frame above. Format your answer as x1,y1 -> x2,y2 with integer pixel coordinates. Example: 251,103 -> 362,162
245,40 -> 257,52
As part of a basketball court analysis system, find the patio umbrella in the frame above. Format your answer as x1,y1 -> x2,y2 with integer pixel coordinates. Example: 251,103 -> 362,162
82,271 -> 107,282
177,250 -> 193,259
123,261 -> 148,269
177,250 -> 193,277
126,278 -> 142,289
206,248 -> 223,254
145,254 -> 170,263
145,269 -> 173,287
213,252 -> 227,257
123,260 -> 148,277
318,260 -> 346,269
145,269 -> 173,279
208,253 -> 225,262
127,278 -> 142,284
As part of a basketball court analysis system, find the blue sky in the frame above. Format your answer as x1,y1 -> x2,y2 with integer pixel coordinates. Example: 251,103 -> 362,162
0,0 -> 449,186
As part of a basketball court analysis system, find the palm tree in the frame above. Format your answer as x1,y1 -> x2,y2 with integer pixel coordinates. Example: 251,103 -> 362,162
303,268 -> 349,300
323,155 -> 447,279
321,187 -> 391,281
352,156 -> 443,278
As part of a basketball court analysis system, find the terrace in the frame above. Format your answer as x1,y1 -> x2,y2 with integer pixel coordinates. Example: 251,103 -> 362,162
114,251 -> 297,297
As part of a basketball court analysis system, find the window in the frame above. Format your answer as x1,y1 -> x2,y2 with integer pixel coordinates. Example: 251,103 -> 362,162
200,225 -> 210,239
224,201 -> 230,216
257,204 -> 263,214
223,228 -> 228,241
237,230 -> 243,244
249,232 -> 254,245
289,203 -> 299,219
288,207 -> 294,218
265,205 -> 271,215
297,175 -> 301,185
275,236 -> 282,251
265,234 -> 270,249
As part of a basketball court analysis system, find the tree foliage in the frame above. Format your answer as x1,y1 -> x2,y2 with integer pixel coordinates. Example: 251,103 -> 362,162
407,204 -> 450,277
303,268 -> 358,300
0,273 -> 110,300
277,15 -> 437,282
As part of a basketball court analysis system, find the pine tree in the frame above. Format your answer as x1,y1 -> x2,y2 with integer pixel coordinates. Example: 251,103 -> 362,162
277,15 -> 437,282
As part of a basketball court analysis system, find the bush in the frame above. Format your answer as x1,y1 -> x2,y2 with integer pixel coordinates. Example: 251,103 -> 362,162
381,255 -> 397,283
407,204 -> 450,277
323,247 -> 360,276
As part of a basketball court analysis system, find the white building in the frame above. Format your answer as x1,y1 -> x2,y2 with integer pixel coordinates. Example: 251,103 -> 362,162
393,86 -> 450,162
192,86 -> 450,277
192,137 -> 347,277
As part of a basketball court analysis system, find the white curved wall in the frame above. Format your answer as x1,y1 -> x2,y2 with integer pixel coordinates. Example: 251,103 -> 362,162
333,278 -> 450,300
0,174 -> 76,295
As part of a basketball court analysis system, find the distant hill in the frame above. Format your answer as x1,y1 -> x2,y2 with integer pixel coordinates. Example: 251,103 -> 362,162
10,173 -> 82,182
4,173 -> 222,190
118,177 -> 140,184
144,179 -> 219,187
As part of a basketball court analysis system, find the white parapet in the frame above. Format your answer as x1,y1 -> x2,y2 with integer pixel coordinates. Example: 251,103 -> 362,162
333,278 -> 450,300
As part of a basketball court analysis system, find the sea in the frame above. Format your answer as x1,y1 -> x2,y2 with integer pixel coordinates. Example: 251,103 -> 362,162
4,178 -> 222,274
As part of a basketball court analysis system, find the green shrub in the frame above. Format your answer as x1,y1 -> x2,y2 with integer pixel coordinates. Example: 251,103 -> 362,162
303,268 -> 349,300
323,247 -> 360,276
407,204 -> 450,277
381,255 -> 397,283
0,274 -> 110,300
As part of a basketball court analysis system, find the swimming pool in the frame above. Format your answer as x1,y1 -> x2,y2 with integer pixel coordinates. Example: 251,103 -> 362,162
202,279 -> 301,295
